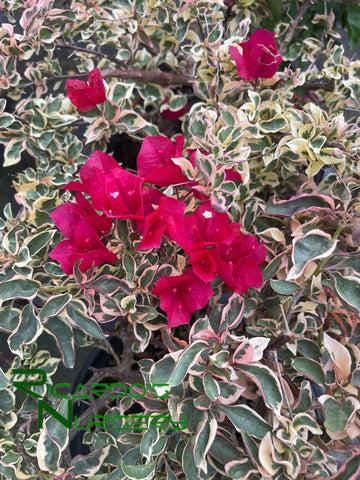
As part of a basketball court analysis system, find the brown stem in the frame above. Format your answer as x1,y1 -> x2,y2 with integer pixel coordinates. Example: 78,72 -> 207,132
101,67 -> 194,87
285,286 -> 305,324
273,350 -> 294,419
266,334 -> 292,353
279,0 -> 312,55
20,67 -> 194,91
300,79 -> 335,92
56,43 -> 126,68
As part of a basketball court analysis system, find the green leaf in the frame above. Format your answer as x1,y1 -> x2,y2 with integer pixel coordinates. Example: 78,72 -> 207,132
259,117 -> 287,132
292,358 -> 325,386
118,110 -> 148,132
140,424 -> 159,461
123,255 -> 136,283
39,26 -> 60,43
0,277 -> 40,303
89,275 -> 130,295
270,279 -> 300,295
40,294 -> 71,320
168,94 -> 188,111
325,452 -> 360,480
203,373 -> 220,401
69,446 -> 111,476
150,355 -> 175,387
218,405 -> 271,439
169,342 -> 211,387
165,462 -> 178,480
37,429 -> 61,473
45,399 -> 69,450
208,22 -> 222,44
121,461 -> 156,480
265,0 -> 282,19
292,413 -> 322,434
0,367 -> 9,389
8,304 -> 42,357
331,272 -> 360,312
208,432 -> 242,465
38,130 -> 55,149
322,397 -> 356,432
194,412 -> 217,473
65,301 -> 105,339
182,437 -> 201,480
4,138 -> 24,167
297,339 -> 322,362
262,255 -> 283,282
288,230 -> 337,280
110,82 -> 134,104
0,389 -> 15,413
218,294 -> 244,334
235,364 -> 283,413
26,231 -> 55,256
226,459 -> 257,479
0,113 -> 14,127
44,315 -> 75,368
190,119 -> 205,139
266,194 -> 334,216
0,307 -> 21,332
345,4 -> 360,50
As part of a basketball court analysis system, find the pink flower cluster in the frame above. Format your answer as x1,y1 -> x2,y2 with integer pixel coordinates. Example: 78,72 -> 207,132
50,136 -> 266,328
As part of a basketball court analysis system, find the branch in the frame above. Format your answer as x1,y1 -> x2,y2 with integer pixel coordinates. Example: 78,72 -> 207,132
56,43 -> 126,68
285,286 -> 305,324
56,43 -> 194,86
20,67 -> 194,91
101,67 -> 194,87
280,0 -> 313,55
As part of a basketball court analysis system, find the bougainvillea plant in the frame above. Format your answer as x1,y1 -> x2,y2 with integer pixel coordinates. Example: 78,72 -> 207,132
0,1 -> 360,479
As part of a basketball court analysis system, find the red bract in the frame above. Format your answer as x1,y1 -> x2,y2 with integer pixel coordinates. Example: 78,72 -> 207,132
137,135 -> 188,187
49,219 -> 117,275
66,68 -> 106,112
153,269 -> 214,328
49,193 -> 113,238
188,248 -> 218,283
214,234 -> 266,293
64,151 -> 144,220
64,150 -> 120,194
102,168 -> 144,219
135,187 -> 165,234
174,201 -> 236,253
229,29 -> 282,82
137,196 -> 186,250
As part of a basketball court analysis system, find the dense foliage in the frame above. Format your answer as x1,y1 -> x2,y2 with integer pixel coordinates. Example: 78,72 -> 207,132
0,1 -> 360,479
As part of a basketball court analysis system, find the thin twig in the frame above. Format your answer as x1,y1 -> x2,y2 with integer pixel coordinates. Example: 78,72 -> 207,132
273,350 -> 294,419
285,286 -> 305,324
280,0 -> 312,55
20,67 -> 194,90
56,43 -> 126,68
103,339 -> 121,366
196,17 -> 206,43
101,67 -> 194,87
280,304 -> 292,335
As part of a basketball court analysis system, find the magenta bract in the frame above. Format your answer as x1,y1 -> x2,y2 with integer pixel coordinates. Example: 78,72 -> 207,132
152,269 -> 214,328
229,29 -> 282,82
137,135 -> 188,187
214,234 -> 267,293
66,68 -> 106,112
49,219 -> 117,274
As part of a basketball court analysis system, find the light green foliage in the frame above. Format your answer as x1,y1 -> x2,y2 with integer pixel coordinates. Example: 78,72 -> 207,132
0,1 -> 360,479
